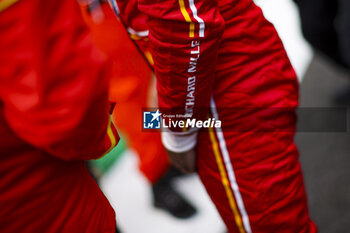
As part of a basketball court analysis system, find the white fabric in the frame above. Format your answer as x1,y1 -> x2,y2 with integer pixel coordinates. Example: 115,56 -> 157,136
161,130 -> 198,153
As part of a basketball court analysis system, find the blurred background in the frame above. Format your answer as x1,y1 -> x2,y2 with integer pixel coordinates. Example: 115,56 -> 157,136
90,0 -> 350,232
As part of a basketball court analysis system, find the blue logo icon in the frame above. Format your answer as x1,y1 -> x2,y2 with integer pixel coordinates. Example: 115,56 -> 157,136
143,110 -> 162,129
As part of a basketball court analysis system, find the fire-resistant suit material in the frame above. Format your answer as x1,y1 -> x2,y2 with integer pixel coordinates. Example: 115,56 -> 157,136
113,0 -> 317,232
0,0 -> 118,232
80,2 -> 169,183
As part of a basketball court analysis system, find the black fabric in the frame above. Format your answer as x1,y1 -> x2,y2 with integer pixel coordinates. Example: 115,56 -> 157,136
337,0 -> 350,68
297,0 -> 350,69
151,166 -> 197,219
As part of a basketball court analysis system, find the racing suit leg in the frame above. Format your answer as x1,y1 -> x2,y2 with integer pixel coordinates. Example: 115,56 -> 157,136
197,2 -> 317,232
113,100 -> 170,183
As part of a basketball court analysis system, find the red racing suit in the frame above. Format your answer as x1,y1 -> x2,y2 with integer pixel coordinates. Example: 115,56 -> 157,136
79,1 -> 169,184
112,0 -> 317,232
0,0 -> 118,232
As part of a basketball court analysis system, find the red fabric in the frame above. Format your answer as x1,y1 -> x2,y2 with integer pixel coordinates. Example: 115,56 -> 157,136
81,3 -> 169,183
195,3 -> 317,232
116,0 -> 317,231
0,0 -> 118,232
114,0 -> 148,33
136,0 -> 224,124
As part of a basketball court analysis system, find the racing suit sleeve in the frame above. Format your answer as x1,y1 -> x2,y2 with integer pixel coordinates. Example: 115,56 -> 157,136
0,0 -> 118,160
137,0 -> 225,152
